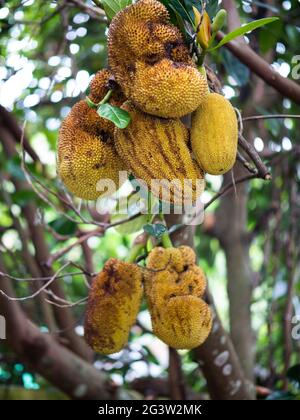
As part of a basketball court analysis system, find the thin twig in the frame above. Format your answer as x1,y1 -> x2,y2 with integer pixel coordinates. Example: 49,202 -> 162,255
20,127 -> 144,230
45,296 -> 88,308
0,262 -> 71,301
243,114 -> 300,122
67,0 -> 107,22
204,174 -> 258,210
238,134 -> 272,180
0,270 -> 92,283
236,150 -> 258,174
45,228 -> 104,267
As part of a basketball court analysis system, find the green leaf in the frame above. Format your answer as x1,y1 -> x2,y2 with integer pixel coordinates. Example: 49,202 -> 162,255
102,0 -> 132,21
97,103 -> 131,129
143,223 -> 167,239
11,190 -> 38,207
209,17 -> 279,51
258,20 -> 283,54
49,218 -> 77,235
5,158 -> 26,181
205,0 -> 219,20
161,0 -> 194,26
111,214 -> 149,235
222,49 -> 250,86
168,4 -> 188,40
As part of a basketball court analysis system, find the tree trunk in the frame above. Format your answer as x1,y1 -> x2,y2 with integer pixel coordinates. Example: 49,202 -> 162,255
215,166 -> 255,384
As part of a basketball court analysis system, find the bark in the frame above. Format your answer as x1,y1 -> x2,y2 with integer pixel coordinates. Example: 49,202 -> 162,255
168,347 -> 186,400
214,166 -> 255,384
165,215 -> 254,400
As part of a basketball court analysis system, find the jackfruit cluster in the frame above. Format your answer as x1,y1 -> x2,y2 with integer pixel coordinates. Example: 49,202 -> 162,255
84,247 -> 212,354
84,258 -> 143,354
108,0 -> 208,118
114,101 -> 205,205
57,70 -> 126,200
144,246 -> 212,349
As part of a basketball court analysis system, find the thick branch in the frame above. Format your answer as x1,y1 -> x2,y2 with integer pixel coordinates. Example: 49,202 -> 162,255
168,348 -> 186,400
238,134 -> 271,180
220,0 -> 300,105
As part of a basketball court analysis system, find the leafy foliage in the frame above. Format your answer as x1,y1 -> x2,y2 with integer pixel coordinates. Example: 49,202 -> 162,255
98,103 -> 131,128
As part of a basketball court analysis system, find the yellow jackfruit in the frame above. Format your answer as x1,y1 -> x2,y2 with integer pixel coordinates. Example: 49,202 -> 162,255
57,70 -> 126,200
191,93 -> 238,175
88,68 -> 125,110
144,246 -> 212,349
131,59 -> 208,118
114,102 -> 205,205
108,0 -> 208,118
84,258 -> 143,354
124,0 -> 169,22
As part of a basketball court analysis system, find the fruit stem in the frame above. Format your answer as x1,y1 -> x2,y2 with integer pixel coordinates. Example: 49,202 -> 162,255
146,237 -> 154,253
198,65 -> 210,93
126,243 -> 145,263
161,232 -> 173,248
197,50 -> 206,67
159,213 -> 173,248
86,96 -> 98,109
99,89 -> 113,105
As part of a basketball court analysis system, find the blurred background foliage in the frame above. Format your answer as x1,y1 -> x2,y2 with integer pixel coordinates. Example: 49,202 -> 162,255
0,0 -> 300,400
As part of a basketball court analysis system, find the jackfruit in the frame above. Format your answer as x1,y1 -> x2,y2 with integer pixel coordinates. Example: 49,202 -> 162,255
108,0 -> 208,118
144,246 -> 212,349
84,258 -> 143,354
88,68 -> 125,109
124,0 -> 169,22
191,93 -> 238,175
57,70 -> 126,200
130,59 -> 208,118
114,102 -> 205,205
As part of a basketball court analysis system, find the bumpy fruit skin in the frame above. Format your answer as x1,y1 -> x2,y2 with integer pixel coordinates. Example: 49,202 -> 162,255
144,246 -> 212,349
57,70 -> 126,200
108,0 -> 208,118
114,102 -> 205,205
131,59 -> 208,118
84,258 -> 143,354
191,93 -> 238,175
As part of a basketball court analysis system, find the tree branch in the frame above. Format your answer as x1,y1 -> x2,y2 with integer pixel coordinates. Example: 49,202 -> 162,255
220,0 -> 300,105
238,134 -> 271,180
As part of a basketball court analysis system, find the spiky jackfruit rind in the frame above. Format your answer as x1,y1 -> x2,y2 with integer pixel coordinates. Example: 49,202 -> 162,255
152,296 -> 212,349
124,0 -> 169,23
108,0 -> 208,117
191,93 -> 238,175
145,246 -> 212,349
84,258 -> 143,354
57,100 -> 126,201
131,59 -> 208,118
145,246 -> 207,300
114,102 -> 205,205
88,69 -> 126,112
